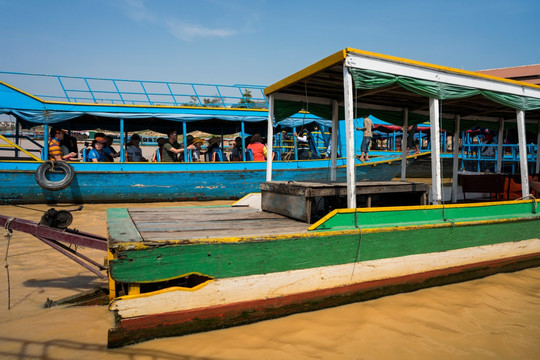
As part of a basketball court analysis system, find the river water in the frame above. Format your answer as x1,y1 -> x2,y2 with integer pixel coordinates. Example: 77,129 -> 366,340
0,202 -> 539,359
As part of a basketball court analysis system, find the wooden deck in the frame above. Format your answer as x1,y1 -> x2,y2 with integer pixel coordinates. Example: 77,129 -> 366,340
108,206 -> 310,248
261,180 -> 430,223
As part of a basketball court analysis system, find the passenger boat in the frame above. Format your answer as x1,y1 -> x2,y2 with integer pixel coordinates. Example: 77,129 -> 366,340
0,73 -> 420,204
104,48 -> 540,347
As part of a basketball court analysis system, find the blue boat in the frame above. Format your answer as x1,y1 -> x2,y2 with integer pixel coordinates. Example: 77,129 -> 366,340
0,72 -> 422,204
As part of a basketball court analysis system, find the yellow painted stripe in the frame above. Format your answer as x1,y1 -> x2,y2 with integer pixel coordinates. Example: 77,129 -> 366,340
41,100 -> 269,111
109,276 -> 215,304
232,192 -> 258,205
0,80 -> 46,102
0,80 -> 268,111
264,49 -> 347,95
115,213 -> 536,250
335,199 -> 534,213
0,135 -> 41,161
308,199 -> 536,230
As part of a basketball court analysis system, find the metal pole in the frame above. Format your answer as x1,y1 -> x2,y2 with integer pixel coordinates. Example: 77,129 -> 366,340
429,98 -> 442,204
119,119 -> 125,162
43,124 -> 49,160
14,116 -> 20,158
241,121 -> 246,161
536,120 -> 540,174
516,110 -> 530,196
451,115 -> 460,203
183,121 -> 188,161
400,108 -> 408,181
331,100 -> 338,181
497,118 -> 504,173
343,66 -> 356,209
266,95 -> 274,182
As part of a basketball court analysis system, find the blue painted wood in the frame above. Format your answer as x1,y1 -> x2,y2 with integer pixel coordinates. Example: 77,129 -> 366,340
0,156 -> 408,204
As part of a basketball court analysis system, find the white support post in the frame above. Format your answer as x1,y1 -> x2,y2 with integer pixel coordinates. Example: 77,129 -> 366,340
451,114 -> 460,203
120,119 -> 125,163
43,124 -> 49,160
266,95 -> 274,182
331,99 -> 338,181
497,118 -> 504,173
429,98 -> 442,204
343,66 -> 356,209
400,108 -> 409,181
516,110 -> 530,196
536,120 -> 540,174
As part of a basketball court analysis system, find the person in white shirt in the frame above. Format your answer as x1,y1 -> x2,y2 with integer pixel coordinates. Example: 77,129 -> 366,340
126,134 -> 148,162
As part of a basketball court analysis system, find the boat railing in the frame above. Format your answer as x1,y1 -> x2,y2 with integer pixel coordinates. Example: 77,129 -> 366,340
460,143 -> 537,173
0,134 -> 42,161
0,71 -> 268,109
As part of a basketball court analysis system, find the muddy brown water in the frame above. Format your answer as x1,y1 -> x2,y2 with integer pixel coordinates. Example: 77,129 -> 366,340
0,202 -> 539,359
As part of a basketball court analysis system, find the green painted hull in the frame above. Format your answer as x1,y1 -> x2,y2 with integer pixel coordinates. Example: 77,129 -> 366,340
108,201 -> 540,284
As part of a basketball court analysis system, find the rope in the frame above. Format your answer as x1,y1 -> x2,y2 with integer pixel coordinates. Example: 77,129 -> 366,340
4,217 -> 14,310
350,209 -> 362,280
437,101 -> 456,226
516,194 -> 537,213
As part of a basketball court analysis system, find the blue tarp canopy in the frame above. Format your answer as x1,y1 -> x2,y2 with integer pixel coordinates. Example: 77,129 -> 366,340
0,108 -> 331,134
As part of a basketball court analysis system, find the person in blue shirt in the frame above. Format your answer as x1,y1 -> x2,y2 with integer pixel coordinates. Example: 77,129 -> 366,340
87,137 -> 107,162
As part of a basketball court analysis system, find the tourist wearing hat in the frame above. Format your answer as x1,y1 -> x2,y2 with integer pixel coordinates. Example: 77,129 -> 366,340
48,127 -> 77,161
126,134 -> 148,162
189,137 -> 204,162
87,136 -> 107,162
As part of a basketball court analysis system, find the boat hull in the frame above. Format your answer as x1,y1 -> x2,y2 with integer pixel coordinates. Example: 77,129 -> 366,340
106,201 -> 540,347
0,156 -> 409,204
108,248 -> 540,348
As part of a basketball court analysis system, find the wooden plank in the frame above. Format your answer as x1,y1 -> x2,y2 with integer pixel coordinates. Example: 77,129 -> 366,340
107,208 -> 143,246
123,206 -> 309,243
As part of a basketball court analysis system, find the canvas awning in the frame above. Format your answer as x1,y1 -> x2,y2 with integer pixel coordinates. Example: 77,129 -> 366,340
264,48 -> 540,206
265,48 -> 540,133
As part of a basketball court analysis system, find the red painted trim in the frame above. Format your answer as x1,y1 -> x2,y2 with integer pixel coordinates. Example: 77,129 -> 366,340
115,251 -> 540,334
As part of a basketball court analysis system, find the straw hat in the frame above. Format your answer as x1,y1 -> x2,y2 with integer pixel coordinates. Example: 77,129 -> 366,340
192,137 -> 203,145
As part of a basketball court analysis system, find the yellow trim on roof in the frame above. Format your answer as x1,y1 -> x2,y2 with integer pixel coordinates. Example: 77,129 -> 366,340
0,80 -> 46,102
0,79 -> 268,112
264,47 -> 540,96
345,47 -> 540,90
264,49 -> 347,95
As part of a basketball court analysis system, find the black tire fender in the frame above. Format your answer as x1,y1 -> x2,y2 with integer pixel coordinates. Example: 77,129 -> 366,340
35,160 -> 75,191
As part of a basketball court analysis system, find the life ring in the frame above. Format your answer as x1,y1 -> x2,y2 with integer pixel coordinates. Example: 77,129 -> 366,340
35,160 -> 75,191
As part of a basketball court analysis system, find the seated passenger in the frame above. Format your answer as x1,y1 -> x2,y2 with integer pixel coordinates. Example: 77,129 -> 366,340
207,136 -> 222,162
126,134 -> 148,162
87,137 -> 107,162
48,127 -> 77,161
177,134 -> 194,162
103,135 -> 120,162
161,129 -> 183,162
190,137 -> 204,162
247,133 -> 267,161
59,133 -> 79,161
230,136 -> 243,161
152,137 -> 168,162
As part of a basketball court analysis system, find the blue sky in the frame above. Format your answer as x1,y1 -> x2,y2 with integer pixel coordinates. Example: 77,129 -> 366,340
1,0 -> 539,87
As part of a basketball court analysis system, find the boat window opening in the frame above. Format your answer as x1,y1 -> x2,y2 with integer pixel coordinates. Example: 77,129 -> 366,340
137,273 -> 214,294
